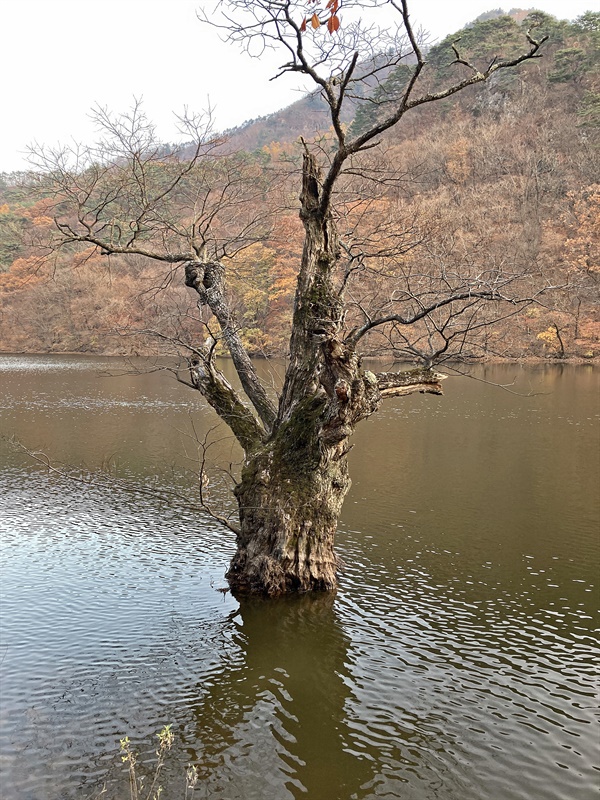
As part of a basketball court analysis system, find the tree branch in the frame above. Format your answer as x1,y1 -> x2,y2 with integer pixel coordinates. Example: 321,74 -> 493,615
374,366 -> 447,397
188,353 -> 266,454
184,260 -> 277,432
345,288 -> 544,346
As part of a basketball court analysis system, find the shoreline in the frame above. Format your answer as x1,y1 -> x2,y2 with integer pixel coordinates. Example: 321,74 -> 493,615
0,350 -> 596,365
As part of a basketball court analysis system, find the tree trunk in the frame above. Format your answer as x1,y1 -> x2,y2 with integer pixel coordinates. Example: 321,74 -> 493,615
226,360 -> 445,594
227,350 -> 381,594
227,152 -> 357,594
228,422 -> 351,594
224,151 -> 446,596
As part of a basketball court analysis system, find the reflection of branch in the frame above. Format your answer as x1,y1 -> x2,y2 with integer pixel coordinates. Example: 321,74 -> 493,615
5,436 -> 240,534
176,420 -> 242,535
442,366 -> 549,397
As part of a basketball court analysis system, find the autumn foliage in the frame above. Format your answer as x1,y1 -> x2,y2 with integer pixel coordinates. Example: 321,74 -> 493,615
299,0 -> 341,33
0,10 -> 598,360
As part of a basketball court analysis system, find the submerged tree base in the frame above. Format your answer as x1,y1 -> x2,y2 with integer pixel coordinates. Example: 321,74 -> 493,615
226,359 -> 447,596
227,419 -> 350,595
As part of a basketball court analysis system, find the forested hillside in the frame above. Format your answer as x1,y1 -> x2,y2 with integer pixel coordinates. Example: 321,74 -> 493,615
0,10 -> 598,360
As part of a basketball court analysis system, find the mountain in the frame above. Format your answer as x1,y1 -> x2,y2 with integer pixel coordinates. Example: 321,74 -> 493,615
0,10 -> 598,360
224,90 -> 354,152
219,8 -> 597,152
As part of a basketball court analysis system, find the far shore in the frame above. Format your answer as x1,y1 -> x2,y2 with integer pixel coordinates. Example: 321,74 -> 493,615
0,350 -> 596,365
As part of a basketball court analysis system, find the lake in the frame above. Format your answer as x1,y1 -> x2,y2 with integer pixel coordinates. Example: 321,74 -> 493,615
0,355 -> 598,800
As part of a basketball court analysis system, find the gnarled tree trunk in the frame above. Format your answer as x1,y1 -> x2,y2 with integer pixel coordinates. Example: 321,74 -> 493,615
227,152 -> 359,593
228,354 -> 378,594
227,351 -> 445,595
224,153 -> 444,594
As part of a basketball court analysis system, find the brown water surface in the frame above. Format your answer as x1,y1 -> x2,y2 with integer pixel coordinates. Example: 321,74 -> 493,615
0,356 -> 598,799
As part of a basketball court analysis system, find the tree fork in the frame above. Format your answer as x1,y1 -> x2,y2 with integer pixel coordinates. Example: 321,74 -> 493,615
225,148 -> 449,595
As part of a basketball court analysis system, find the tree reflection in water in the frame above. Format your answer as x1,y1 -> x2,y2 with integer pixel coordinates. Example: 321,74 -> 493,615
182,593 -> 374,800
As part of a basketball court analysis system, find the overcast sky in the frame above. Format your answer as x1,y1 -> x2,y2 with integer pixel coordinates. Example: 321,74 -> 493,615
1,0 -> 594,173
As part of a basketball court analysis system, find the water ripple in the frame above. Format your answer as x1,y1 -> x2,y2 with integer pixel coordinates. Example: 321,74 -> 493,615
1,358 -> 598,800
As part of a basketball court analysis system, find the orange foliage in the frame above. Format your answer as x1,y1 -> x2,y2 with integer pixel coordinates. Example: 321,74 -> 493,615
563,185 -> 600,274
0,257 -> 46,293
445,137 -> 472,184
19,198 -> 55,229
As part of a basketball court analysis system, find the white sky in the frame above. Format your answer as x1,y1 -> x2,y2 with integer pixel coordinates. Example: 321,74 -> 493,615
0,0 -> 594,173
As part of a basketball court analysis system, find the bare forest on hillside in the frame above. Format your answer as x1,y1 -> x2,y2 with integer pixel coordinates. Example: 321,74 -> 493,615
0,10 -> 598,362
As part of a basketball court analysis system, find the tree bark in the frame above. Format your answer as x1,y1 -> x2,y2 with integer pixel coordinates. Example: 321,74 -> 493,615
185,260 -> 277,432
228,412 -> 351,594
226,153 -> 446,595
227,352 -> 445,595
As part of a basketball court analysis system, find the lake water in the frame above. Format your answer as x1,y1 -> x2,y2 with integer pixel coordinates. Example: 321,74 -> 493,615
0,355 -> 598,800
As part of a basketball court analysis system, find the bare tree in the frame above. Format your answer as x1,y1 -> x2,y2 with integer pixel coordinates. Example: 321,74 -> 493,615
33,0 -> 550,595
